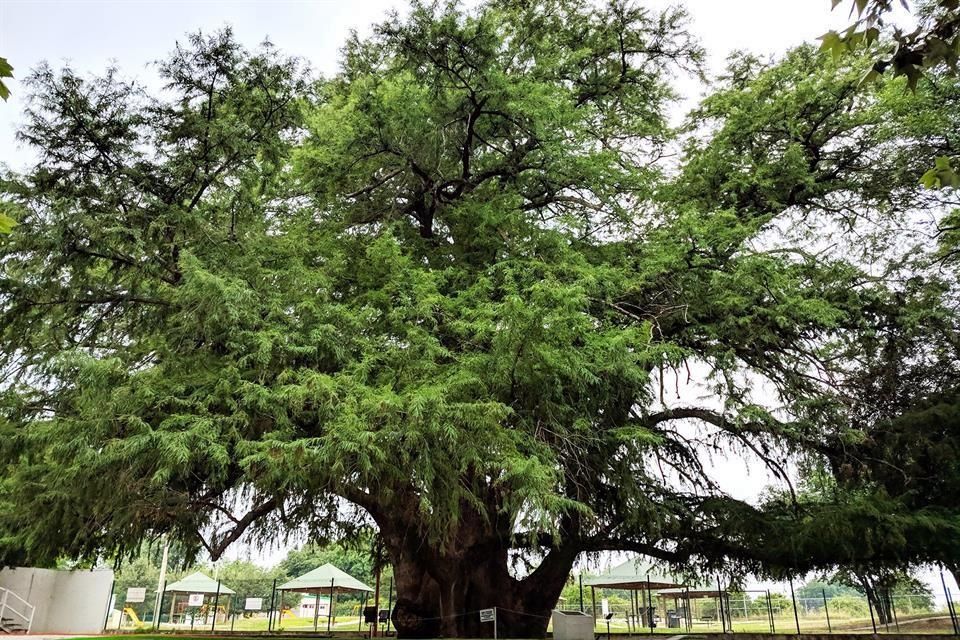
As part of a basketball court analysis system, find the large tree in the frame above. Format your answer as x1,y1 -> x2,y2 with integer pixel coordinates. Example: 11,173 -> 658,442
1,3 -> 958,637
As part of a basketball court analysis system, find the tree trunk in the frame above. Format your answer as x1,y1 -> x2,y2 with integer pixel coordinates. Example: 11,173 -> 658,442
859,578 -> 891,626
375,508 -> 574,638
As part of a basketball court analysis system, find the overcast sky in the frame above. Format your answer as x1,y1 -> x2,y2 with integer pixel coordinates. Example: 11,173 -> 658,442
2,0 -> 951,598
0,0 -> 858,165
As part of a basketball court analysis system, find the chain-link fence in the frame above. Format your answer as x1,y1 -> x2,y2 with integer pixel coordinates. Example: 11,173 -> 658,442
560,583 -> 960,635
106,578 -> 394,634
105,573 -> 959,635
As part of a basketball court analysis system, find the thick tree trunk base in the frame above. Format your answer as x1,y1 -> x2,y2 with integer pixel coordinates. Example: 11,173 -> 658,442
386,548 -> 566,638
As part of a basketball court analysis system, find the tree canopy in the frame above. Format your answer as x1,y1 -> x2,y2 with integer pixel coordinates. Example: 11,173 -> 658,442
1,2 -> 959,637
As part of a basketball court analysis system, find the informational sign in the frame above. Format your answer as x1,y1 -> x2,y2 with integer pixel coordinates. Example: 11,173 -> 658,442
601,598 -> 610,617
126,587 -> 147,603
480,608 -> 497,640
188,593 -> 205,607
245,597 -> 263,611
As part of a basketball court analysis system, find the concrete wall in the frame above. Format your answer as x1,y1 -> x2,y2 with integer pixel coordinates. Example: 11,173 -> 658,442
0,566 -> 114,634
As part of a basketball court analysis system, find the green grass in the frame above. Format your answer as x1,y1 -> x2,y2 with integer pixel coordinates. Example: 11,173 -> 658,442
98,610 -> 960,638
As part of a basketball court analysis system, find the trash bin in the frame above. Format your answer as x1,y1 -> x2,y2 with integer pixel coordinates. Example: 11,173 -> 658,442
667,611 -> 681,628
552,610 -> 595,640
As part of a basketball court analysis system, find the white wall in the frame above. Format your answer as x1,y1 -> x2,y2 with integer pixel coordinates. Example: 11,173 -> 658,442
0,567 -> 114,634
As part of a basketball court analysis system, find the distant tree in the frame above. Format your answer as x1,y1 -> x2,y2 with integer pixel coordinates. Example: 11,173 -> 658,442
831,568 -> 935,623
278,542 -> 382,586
795,579 -> 860,608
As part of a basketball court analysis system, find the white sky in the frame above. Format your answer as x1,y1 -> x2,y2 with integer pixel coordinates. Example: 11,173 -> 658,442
2,0 -> 952,601
0,0 -> 856,163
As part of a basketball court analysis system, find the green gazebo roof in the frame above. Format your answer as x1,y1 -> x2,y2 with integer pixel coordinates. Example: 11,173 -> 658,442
165,571 -> 236,594
279,563 -> 374,593
583,559 -> 684,590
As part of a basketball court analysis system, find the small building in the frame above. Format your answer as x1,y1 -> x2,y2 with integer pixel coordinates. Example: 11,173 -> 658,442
297,593 -> 331,619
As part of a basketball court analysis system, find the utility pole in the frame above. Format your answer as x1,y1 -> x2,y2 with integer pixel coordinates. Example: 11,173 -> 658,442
154,534 -> 169,629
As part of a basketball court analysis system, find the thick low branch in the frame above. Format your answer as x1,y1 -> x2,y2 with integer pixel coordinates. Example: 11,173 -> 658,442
200,497 -> 278,560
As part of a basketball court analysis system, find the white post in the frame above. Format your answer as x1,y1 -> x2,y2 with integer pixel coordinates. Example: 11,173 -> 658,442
155,535 -> 169,627
493,606 -> 497,640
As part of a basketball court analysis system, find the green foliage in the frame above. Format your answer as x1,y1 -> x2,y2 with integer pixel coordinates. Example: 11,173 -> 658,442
828,594 -> 870,617
0,6 -> 956,624
795,579 -> 860,603
0,57 -> 12,102
921,156 -> 960,188
278,541 -> 388,586
0,202 -> 19,235
824,0 -> 960,88
823,0 -> 960,188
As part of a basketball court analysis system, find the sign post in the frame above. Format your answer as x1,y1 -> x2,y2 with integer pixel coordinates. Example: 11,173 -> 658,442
480,607 -> 497,640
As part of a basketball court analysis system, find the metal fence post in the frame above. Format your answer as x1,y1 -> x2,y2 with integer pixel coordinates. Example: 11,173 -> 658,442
766,590 -> 775,634
327,577 -> 335,633
579,575 -> 584,613
268,578 -> 277,632
102,579 -> 116,632
789,578 -> 801,635
942,571 -> 960,635
716,576 -> 726,633
386,577 -> 394,634
952,589 -> 960,637
889,588 -> 900,632
211,580 -> 221,632
278,589 -> 284,630
647,576 -> 653,634
821,589 -> 831,633
359,592 -> 368,631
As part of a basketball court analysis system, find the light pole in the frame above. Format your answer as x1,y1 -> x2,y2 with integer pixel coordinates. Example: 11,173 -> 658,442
154,535 -> 169,629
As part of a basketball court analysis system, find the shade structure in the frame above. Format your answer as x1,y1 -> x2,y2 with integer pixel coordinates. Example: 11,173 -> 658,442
658,586 -> 728,599
583,558 -> 684,590
165,571 -> 236,594
278,563 -> 374,594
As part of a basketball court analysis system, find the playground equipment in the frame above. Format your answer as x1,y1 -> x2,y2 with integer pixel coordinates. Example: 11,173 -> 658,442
122,607 -> 143,626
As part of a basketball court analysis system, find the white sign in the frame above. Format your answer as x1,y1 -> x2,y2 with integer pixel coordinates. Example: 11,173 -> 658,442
188,593 -> 205,607
126,587 -> 147,603
245,597 -> 263,611
601,598 -> 610,616
479,608 -> 496,623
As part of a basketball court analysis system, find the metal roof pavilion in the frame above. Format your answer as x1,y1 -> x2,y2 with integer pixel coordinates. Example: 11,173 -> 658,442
583,559 -> 684,590
164,571 -> 236,595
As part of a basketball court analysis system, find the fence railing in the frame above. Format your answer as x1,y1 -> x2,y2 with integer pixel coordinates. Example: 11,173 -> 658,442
105,576 -> 960,635
106,578 -> 395,634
